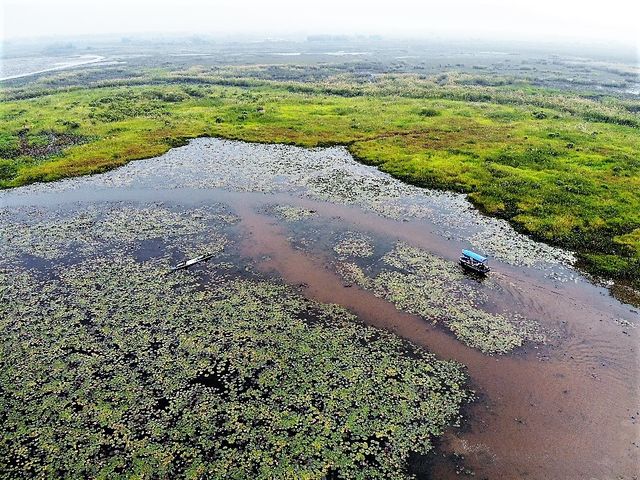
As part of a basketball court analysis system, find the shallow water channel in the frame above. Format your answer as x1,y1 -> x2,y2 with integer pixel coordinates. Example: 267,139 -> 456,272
1,138 -> 638,478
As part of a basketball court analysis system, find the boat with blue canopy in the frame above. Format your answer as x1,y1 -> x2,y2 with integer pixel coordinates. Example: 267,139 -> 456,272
459,249 -> 490,274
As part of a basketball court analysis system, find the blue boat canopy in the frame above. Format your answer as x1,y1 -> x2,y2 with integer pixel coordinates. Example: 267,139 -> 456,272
462,250 -> 487,263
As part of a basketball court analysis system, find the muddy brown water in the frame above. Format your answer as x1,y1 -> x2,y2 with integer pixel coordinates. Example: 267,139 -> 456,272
1,139 -> 638,479
234,196 -> 639,479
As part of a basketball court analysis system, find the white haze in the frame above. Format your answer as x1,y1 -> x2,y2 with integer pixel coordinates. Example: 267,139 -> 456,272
2,0 -> 639,47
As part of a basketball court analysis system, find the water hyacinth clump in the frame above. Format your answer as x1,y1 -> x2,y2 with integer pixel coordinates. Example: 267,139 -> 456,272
337,242 -> 544,354
0,254 -> 470,479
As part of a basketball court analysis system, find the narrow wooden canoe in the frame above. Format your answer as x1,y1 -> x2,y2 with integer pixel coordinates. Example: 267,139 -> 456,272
170,253 -> 214,272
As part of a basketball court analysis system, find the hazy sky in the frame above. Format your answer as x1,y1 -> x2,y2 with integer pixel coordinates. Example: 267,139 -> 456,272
2,0 -> 639,45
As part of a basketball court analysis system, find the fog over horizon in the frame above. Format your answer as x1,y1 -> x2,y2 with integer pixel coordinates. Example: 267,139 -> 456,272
2,0 -> 639,49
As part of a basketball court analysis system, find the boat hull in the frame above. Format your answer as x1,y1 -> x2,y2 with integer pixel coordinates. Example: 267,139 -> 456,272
170,253 -> 214,272
459,257 -> 490,274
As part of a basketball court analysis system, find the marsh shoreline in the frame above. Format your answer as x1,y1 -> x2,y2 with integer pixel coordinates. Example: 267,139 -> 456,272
1,138 -> 638,478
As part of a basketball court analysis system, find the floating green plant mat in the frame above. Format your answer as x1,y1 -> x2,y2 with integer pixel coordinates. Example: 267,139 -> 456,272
0,252 -> 470,479
271,204 -> 317,222
0,203 -> 238,264
336,242 -> 545,354
334,232 -> 375,260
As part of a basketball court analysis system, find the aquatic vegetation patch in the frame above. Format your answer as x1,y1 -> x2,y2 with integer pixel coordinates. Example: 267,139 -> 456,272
181,234 -> 229,259
469,223 -> 575,270
271,204 -> 317,222
337,243 -> 544,354
0,203 -> 239,264
0,255 -> 470,479
0,209 -> 100,260
94,205 -> 205,242
333,232 -> 375,259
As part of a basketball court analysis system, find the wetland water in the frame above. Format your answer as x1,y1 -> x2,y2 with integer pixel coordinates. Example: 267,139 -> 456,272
0,54 -> 107,81
1,138 -> 638,478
